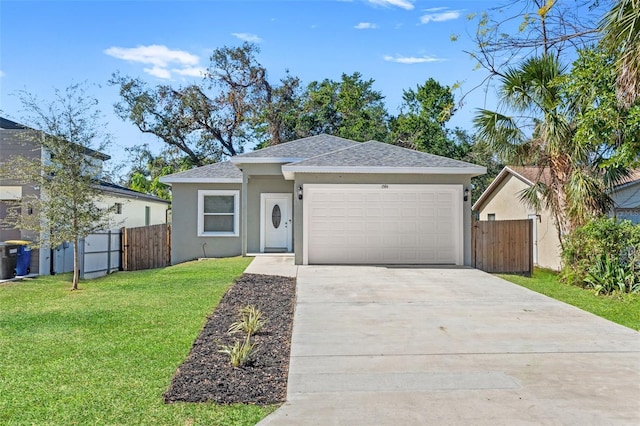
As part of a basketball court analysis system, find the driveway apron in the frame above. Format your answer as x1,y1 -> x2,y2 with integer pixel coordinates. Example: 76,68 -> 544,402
259,266 -> 640,425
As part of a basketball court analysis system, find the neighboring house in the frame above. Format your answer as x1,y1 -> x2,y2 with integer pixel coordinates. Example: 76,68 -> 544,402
473,166 -> 640,271
160,134 -> 486,266
0,117 -> 170,275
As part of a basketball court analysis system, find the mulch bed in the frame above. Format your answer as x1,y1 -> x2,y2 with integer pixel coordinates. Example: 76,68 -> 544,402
164,273 -> 296,405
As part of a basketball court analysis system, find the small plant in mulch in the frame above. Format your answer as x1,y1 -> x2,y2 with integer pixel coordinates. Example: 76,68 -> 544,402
228,305 -> 266,337
218,305 -> 266,368
164,274 -> 296,405
218,335 -> 259,368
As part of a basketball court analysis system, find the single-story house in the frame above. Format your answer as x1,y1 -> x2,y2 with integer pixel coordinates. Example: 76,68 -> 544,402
160,134 -> 486,266
472,166 -> 640,270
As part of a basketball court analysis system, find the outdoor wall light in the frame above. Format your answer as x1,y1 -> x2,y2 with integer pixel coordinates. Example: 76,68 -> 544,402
297,186 -> 303,200
464,188 -> 469,202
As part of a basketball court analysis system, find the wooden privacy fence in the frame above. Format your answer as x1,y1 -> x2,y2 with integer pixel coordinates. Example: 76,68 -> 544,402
121,224 -> 171,271
473,219 -> 533,276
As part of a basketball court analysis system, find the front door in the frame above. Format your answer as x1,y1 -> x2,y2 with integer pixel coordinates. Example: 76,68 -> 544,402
261,193 -> 292,252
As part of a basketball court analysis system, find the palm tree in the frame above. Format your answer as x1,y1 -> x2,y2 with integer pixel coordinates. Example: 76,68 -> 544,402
601,0 -> 640,107
474,55 -> 614,245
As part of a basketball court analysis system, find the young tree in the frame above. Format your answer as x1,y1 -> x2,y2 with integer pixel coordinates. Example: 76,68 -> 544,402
0,83 -> 114,290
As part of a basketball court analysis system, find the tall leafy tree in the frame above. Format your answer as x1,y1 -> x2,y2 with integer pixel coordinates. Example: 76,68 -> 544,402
460,0 -> 602,102
111,43 -> 282,165
122,145 -> 194,200
474,55 -> 621,242
601,0 -> 640,108
389,78 -> 465,158
563,46 -> 640,169
0,84 -> 115,290
299,72 -> 389,142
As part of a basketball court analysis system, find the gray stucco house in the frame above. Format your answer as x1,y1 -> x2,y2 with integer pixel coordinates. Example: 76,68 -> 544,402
160,135 -> 486,266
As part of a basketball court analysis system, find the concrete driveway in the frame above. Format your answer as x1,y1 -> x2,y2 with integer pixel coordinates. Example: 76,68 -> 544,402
259,265 -> 640,425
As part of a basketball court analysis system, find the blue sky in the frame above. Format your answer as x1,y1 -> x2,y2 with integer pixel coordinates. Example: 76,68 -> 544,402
1,0 -> 516,168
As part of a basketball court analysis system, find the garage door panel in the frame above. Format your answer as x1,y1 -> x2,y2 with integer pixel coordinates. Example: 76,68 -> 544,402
306,185 -> 462,265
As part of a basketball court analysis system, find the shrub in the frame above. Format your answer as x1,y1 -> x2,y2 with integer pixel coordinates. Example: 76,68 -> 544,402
228,305 -> 266,336
562,217 -> 640,294
218,336 -> 258,368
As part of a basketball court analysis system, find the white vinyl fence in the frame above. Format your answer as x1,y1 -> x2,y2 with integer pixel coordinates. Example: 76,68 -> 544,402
52,230 -> 121,279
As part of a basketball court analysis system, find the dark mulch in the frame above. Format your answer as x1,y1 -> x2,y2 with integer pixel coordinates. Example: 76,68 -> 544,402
164,273 -> 296,405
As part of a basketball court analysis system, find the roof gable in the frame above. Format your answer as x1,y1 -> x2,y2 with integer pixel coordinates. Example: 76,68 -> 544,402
230,134 -> 358,163
282,141 -> 486,179
159,161 -> 242,184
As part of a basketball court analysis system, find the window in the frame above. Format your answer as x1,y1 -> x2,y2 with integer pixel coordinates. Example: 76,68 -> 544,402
114,203 -> 122,214
198,190 -> 239,237
145,206 -> 150,226
487,213 -> 496,221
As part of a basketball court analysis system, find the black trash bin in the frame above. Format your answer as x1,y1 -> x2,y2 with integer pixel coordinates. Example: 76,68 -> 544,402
6,240 -> 32,276
0,243 -> 20,279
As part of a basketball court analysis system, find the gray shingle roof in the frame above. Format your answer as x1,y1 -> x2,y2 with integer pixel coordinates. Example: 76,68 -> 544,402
159,161 -> 242,184
282,141 -> 486,175
97,181 -> 170,204
231,134 -> 358,161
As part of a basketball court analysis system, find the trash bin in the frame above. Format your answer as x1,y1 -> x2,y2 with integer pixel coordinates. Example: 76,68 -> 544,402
6,240 -> 32,276
0,242 -> 20,279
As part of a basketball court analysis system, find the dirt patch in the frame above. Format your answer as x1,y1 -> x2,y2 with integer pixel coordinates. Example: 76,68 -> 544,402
164,273 -> 296,405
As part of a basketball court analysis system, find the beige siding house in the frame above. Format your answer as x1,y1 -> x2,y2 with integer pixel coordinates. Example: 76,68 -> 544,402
473,166 -> 640,271
161,135 -> 486,266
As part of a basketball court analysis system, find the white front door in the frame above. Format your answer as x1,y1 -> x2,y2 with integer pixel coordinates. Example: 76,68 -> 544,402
261,193 -> 292,252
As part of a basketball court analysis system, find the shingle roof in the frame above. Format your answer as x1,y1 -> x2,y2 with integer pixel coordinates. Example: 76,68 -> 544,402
159,161 -> 242,184
230,134 -> 358,162
281,141 -> 486,178
97,181 -> 170,204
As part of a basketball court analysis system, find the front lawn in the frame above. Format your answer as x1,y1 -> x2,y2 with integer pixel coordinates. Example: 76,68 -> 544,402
499,269 -> 640,331
0,257 -> 276,425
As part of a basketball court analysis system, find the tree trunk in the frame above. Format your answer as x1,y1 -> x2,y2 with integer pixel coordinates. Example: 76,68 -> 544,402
71,236 -> 79,290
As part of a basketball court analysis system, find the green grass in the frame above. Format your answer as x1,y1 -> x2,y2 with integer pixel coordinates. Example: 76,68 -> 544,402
499,269 -> 640,331
0,257 -> 277,425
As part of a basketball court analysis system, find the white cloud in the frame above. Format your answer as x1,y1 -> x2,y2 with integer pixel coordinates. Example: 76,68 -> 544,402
104,45 -> 199,67
104,44 -> 202,80
354,22 -> 378,30
231,32 -> 262,43
367,0 -> 414,10
143,66 -> 172,79
172,66 -> 207,77
383,54 -> 445,64
0,70 -> 4,78
420,9 -> 461,24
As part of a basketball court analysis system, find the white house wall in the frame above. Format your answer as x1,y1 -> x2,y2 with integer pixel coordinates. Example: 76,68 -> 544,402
98,194 -> 168,229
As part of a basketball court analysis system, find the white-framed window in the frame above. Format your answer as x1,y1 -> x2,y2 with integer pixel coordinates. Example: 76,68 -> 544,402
197,190 -> 239,237
487,213 -> 496,221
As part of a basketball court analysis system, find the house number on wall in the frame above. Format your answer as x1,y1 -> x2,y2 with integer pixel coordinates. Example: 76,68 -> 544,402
381,184 -> 389,189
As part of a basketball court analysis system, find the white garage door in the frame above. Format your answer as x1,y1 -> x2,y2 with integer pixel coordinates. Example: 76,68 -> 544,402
304,184 -> 463,265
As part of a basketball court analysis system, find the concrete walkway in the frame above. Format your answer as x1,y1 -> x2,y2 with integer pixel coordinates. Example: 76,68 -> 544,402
256,264 -> 640,425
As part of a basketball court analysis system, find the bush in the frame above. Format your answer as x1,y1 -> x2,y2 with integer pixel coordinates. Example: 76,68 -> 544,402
228,305 -> 266,336
561,217 -> 640,294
